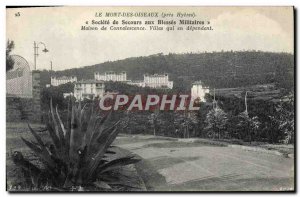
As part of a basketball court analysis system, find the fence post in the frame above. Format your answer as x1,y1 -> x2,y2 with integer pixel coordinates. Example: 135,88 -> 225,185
31,70 -> 42,122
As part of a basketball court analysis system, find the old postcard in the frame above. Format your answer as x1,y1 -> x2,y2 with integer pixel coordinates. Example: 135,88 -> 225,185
6,6 -> 294,192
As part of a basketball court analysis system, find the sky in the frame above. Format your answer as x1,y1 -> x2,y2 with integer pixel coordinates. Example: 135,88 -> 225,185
6,6 -> 294,71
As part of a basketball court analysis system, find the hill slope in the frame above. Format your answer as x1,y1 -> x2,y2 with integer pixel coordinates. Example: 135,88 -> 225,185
41,51 -> 294,91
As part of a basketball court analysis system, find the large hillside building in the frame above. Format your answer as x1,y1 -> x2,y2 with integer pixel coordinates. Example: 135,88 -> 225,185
94,71 -> 127,82
128,74 -> 173,89
144,74 -> 173,89
51,76 -> 77,86
74,80 -> 105,100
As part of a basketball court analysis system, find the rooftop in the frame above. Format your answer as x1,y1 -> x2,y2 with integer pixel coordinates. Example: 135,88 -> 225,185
95,71 -> 127,74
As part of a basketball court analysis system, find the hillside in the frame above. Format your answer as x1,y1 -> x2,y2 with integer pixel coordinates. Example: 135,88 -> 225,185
40,51 -> 294,91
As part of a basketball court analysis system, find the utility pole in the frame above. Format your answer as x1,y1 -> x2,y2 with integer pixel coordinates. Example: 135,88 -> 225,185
213,88 -> 217,109
33,41 -> 49,70
34,41 -> 37,70
50,61 -> 53,87
245,91 -> 248,114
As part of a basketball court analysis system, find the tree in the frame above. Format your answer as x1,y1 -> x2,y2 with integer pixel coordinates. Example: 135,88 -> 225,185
6,40 -> 15,71
237,111 -> 260,143
179,111 -> 198,138
269,92 -> 294,144
278,94 -> 294,144
237,91 -> 260,143
41,83 -> 75,111
149,106 -> 160,136
204,107 -> 228,139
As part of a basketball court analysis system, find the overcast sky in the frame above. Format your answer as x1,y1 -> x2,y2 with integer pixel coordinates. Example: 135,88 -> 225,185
6,6 -> 293,71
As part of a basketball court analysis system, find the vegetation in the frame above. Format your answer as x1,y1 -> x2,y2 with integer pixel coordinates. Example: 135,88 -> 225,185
118,91 -> 294,145
268,92 -> 294,144
40,83 -> 74,111
236,112 -> 260,143
204,106 -> 228,139
12,100 -> 139,191
6,40 -> 15,72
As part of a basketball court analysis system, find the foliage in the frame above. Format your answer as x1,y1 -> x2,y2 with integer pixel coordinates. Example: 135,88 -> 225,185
204,106 -> 228,139
12,100 -> 139,191
41,83 -> 75,111
6,40 -> 15,72
237,111 -> 260,143
213,91 -> 292,143
148,105 -> 160,136
116,91 -> 294,145
173,111 -> 198,138
268,92 -> 294,144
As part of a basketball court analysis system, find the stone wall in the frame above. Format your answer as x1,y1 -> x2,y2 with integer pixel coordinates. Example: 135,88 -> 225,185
6,71 -> 42,123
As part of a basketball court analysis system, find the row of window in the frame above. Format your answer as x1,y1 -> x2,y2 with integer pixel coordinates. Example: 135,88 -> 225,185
75,83 -> 104,88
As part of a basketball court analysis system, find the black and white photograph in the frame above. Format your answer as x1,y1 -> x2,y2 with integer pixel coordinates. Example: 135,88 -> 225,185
5,6 -> 295,192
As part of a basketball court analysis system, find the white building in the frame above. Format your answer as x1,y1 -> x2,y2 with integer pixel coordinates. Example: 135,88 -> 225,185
127,80 -> 145,87
191,81 -> 210,102
94,71 -> 127,82
74,80 -> 105,100
126,74 -> 173,89
51,76 -> 77,86
143,74 -> 173,89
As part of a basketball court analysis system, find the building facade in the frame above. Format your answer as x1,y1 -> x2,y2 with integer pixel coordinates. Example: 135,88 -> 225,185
143,74 -> 173,89
191,81 -> 210,102
74,80 -> 105,100
94,71 -> 127,82
126,74 -> 173,89
51,76 -> 77,86
127,80 -> 145,87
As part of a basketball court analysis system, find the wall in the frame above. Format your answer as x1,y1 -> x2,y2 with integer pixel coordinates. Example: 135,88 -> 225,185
6,71 -> 42,123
